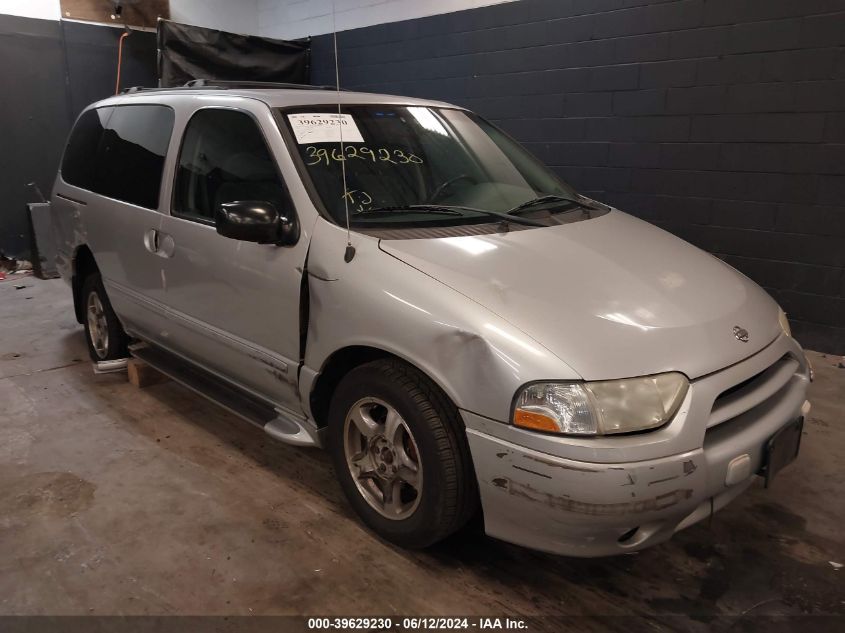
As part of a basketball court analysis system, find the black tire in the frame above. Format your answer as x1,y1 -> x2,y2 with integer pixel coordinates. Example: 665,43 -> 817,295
81,273 -> 129,361
327,358 -> 478,548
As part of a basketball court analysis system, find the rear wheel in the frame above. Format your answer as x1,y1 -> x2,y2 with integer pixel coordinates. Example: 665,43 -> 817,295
327,358 -> 478,548
82,273 -> 128,361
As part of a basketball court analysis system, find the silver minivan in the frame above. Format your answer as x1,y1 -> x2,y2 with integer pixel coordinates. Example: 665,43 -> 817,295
51,82 -> 811,557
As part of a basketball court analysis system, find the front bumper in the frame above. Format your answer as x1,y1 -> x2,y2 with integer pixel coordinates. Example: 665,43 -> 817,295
463,336 -> 810,557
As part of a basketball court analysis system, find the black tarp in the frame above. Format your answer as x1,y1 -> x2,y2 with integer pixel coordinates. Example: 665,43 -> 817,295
157,20 -> 310,87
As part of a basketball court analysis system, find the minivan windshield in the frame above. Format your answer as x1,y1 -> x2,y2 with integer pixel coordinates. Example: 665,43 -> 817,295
279,105 -> 599,228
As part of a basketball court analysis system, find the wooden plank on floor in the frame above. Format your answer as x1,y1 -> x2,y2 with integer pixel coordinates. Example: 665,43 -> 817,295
127,358 -> 169,388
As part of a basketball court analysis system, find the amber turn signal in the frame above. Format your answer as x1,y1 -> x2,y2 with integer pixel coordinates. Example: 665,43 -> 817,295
513,409 -> 560,433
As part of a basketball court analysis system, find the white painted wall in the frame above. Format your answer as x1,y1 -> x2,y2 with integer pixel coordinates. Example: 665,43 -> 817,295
170,0 -> 260,35
257,0 -> 517,40
0,0 -> 61,21
0,0 -> 261,35
1,0 -> 509,37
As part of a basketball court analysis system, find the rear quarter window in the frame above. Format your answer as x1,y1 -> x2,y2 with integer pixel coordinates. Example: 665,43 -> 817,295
60,104 -> 175,210
61,107 -> 112,191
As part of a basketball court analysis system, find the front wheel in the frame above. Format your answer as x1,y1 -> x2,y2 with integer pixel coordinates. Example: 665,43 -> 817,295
327,359 -> 478,548
82,273 -> 129,361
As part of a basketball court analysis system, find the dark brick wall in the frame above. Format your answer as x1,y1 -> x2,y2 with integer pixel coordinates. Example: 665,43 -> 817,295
312,0 -> 845,354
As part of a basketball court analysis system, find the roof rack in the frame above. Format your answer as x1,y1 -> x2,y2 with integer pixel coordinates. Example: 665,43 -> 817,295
120,79 -> 345,94
121,86 -> 167,94
185,79 -> 344,91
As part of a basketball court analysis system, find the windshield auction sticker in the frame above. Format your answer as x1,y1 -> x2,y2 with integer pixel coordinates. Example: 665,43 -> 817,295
288,113 -> 365,144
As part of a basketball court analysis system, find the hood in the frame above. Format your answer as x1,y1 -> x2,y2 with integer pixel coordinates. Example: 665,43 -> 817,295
379,210 -> 780,381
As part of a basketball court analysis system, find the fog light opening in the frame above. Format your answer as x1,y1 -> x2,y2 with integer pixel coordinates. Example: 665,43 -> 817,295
618,527 -> 640,544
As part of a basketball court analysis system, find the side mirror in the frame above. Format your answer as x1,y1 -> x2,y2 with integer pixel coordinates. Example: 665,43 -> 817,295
215,200 -> 299,246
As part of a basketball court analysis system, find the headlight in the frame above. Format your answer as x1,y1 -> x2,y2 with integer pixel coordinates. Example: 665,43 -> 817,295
513,373 -> 688,436
778,308 -> 791,337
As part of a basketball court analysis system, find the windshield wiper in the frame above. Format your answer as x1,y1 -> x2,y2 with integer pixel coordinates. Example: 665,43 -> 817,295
354,205 -> 464,217
355,204 -> 546,227
507,195 -> 594,217
458,205 -> 546,227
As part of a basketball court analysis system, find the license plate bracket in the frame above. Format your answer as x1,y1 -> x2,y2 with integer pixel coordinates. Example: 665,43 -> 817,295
761,417 -> 804,488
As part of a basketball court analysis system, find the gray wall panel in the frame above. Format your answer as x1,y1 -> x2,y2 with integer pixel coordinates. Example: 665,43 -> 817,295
0,15 -> 156,261
0,15 -> 72,261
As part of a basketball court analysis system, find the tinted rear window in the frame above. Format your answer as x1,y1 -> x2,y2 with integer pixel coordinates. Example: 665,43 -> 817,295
60,104 -> 174,209
61,107 -> 111,191
94,105 -> 175,209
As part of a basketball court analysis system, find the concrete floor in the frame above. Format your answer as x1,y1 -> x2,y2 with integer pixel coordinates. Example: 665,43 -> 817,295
1,277 -> 843,627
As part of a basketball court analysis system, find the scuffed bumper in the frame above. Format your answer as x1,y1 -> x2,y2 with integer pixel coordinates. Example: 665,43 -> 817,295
466,427 -> 711,556
463,343 -> 810,557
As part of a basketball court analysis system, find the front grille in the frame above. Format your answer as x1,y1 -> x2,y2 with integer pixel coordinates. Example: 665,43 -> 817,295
707,355 -> 798,429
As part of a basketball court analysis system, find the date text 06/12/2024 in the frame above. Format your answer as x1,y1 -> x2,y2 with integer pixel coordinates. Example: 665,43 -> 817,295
306,617 -> 529,630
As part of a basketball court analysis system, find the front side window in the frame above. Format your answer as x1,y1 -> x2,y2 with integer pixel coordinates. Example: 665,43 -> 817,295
173,109 -> 290,223
95,105 -> 174,209
280,105 -> 600,228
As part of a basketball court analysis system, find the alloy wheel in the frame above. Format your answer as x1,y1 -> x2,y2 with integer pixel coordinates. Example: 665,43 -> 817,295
343,397 -> 423,520
86,291 -> 109,359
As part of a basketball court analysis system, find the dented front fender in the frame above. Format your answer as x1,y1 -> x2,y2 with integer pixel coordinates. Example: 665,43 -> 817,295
301,219 -> 579,422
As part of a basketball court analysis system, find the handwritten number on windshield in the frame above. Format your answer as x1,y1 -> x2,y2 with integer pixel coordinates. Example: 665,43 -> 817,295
377,148 -> 397,164
305,145 -> 423,166
393,149 -> 423,164
305,146 -> 329,165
